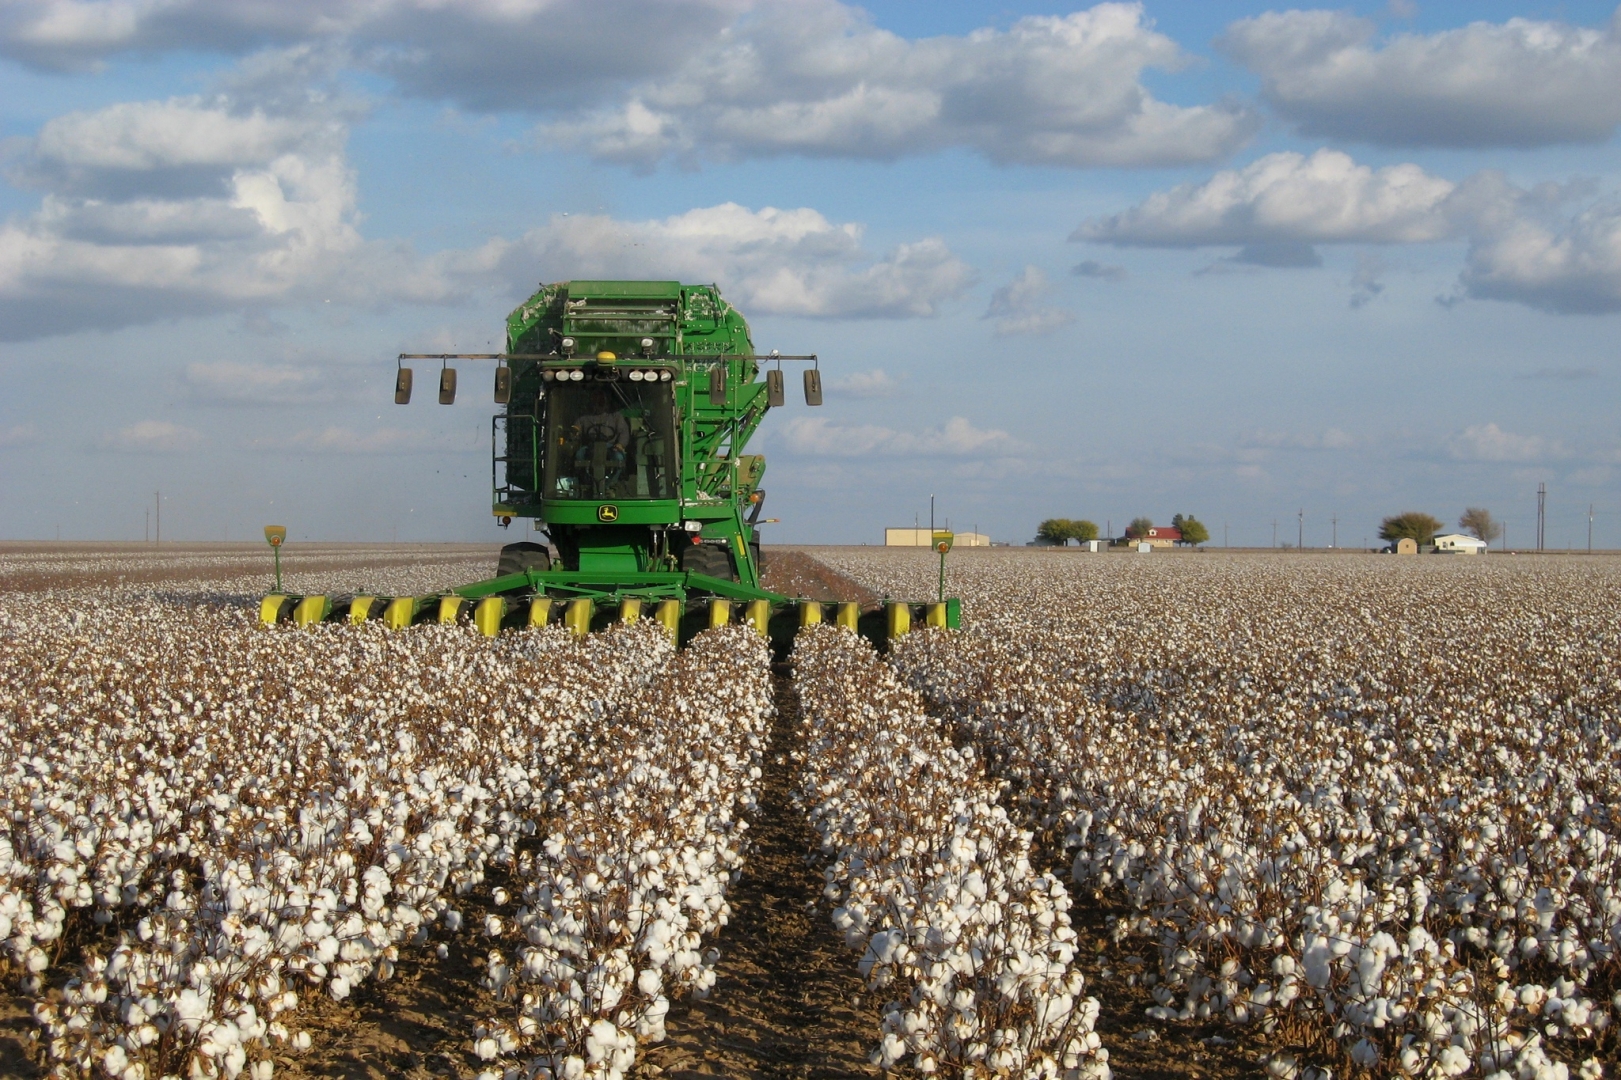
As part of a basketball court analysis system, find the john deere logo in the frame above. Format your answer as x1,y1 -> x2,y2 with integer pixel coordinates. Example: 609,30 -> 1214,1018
597,504 -> 619,522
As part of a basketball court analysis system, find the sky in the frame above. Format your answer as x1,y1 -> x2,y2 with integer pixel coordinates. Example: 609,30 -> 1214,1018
2,1 -> 1620,550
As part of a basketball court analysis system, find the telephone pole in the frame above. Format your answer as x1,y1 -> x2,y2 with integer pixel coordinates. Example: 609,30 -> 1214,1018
1331,515 -> 1338,549
1298,508 -> 1304,550
1536,482 -> 1546,551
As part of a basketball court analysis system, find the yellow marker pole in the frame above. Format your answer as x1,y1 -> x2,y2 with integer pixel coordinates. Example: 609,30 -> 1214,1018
654,599 -> 681,645
745,599 -> 770,636
798,601 -> 822,626
293,595 -> 330,628
886,601 -> 911,639
383,596 -> 416,629
564,598 -> 592,636
528,597 -> 553,628
619,598 -> 643,623
925,602 -> 948,628
260,595 -> 287,626
708,598 -> 731,629
474,597 -> 505,637
438,596 -> 465,624
349,596 -> 375,624
835,602 -> 860,632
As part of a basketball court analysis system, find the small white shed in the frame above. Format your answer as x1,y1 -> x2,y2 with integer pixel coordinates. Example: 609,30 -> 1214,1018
1434,533 -> 1488,555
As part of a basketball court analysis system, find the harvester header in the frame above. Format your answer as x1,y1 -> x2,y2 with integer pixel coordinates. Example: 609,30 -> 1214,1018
262,279 -> 959,646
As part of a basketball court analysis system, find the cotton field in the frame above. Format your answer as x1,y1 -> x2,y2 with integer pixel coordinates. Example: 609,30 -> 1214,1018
819,547 -> 1621,1080
0,568 -> 772,1080
4,545 -> 1617,1080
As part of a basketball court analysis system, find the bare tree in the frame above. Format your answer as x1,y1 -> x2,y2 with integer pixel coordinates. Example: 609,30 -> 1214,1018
1459,507 -> 1502,547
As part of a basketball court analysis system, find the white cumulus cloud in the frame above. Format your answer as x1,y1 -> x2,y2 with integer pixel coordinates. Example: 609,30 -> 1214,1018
984,266 -> 1075,336
98,419 -> 202,452
828,370 -> 899,398
1220,9 -> 1621,148
542,1 -> 1256,168
1447,422 -> 1562,463
0,1 -> 1257,168
473,203 -> 975,319
780,415 -> 1021,457
1074,149 -> 1459,249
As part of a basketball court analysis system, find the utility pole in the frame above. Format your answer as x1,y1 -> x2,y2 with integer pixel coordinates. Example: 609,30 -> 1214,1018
1298,508 -> 1304,550
1536,482 -> 1546,552
1331,515 -> 1338,549
1272,519 -> 1278,547
930,493 -> 935,534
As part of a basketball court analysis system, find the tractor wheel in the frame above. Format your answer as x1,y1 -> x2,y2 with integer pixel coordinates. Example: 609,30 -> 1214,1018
497,541 -> 551,577
682,542 -> 736,582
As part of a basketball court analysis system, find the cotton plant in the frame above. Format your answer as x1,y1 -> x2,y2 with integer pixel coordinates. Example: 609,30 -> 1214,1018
470,626 -> 773,1080
792,625 -> 1109,1080
0,598 -> 670,1079
857,551 -> 1621,1078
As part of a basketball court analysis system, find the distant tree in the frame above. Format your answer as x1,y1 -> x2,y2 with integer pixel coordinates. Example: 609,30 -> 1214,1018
1037,518 -> 1101,545
1178,517 -> 1211,545
1036,519 -> 1073,545
1379,512 -> 1443,546
1126,516 -> 1154,539
1459,507 -> 1502,546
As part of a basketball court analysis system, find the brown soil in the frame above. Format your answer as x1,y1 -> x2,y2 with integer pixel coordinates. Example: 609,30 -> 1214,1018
632,670 -> 881,1079
0,542 -> 495,593
1063,887 -> 1268,1079
758,548 -> 879,606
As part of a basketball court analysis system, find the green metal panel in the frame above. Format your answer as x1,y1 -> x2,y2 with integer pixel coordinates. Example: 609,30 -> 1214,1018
541,500 -> 681,526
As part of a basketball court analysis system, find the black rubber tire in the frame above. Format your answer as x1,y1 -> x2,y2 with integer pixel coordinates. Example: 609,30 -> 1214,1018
497,541 -> 551,577
682,541 -> 736,582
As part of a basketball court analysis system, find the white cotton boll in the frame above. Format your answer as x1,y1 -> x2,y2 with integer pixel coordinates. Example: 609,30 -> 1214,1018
474,1037 -> 500,1061
492,888 -> 510,906
637,968 -> 662,996
250,1061 -> 273,1080
443,909 -> 464,932
484,915 -> 503,937
328,977 -> 350,1001
102,1045 -> 128,1076
1436,1045 -> 1470,1076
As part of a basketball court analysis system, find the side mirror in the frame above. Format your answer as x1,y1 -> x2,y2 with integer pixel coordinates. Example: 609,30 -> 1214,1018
394,367 -> 413,405
766,369 -> 785,407
439,367 -> 457,405
708,364 -> 725,403
803,368 -> 822,406
494,365 -> 512,405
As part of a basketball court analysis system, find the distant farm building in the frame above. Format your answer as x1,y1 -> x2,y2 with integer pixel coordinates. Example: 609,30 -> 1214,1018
1135,526 -> 1181,549
1434,533 -> 1488,555
1395,538 -> 1418,555
885,529 -> 991,547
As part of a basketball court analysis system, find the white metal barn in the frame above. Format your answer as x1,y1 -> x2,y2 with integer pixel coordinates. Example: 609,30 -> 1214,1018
1434,533 -> 1489,555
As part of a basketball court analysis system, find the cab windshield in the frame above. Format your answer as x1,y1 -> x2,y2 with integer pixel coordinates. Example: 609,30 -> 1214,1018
544,379 -> 677,500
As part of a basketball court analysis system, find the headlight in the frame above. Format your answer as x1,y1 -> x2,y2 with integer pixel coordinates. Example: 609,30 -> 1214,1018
569,370 -> 585,382
629,370 -> 645,381
660,370 -> 672,381
542,370 -> 555,381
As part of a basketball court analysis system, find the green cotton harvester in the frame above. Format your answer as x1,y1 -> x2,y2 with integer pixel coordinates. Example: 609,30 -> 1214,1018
260,280 -> 959,647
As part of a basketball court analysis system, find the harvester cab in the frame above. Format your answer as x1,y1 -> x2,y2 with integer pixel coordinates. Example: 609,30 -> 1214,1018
261,279 -> 961,647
